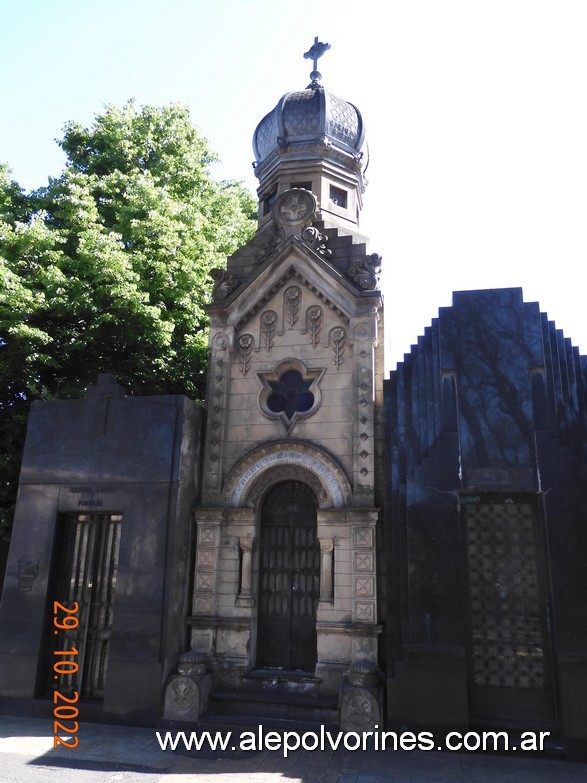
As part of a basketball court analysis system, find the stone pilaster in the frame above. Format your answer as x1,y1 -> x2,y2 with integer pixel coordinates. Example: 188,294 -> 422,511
315,508 -> 381,696
192,510 -> 222,622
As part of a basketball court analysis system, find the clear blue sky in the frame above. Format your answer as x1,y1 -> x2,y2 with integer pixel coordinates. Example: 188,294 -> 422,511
2,0 -> 586,367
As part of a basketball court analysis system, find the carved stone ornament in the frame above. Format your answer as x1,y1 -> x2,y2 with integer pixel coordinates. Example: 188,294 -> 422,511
261,310 -> 277,350
329,326 -> 346,368
168,677 -> 197,711
162,652 -> 212,722
339,659 -> 383,733
346,693 -> 375,726
237,334 -> 254,375
273,188 -> 317,236
177,649 -> 207,677
239,535 -> 254,553
306,305 -> 322,347
347,659 -> 381,688
302,226 -> 332,257
209,268 -> 239,300
348,253 -> 382,291
284,286 -> 301,328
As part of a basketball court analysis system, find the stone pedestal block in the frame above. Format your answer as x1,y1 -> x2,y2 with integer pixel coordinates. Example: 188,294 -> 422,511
163,651 -> 211,722
339,659 -> 383,732
163,674 -> 211,721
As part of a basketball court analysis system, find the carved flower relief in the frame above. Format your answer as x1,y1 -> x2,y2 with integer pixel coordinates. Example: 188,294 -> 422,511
305,306 -> 322,347
260,310 -> 277,351
257,359 -> 325,433
237,333 -> 254,375
284,286 -> 301,327
213,332 -> 228,352
329,327 -> 346,368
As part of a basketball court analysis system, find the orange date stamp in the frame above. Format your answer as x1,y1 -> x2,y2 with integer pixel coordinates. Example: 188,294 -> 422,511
52,601 -> 79,748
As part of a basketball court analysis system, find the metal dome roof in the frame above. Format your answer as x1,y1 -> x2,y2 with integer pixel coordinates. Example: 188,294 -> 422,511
253,85 -> 366,167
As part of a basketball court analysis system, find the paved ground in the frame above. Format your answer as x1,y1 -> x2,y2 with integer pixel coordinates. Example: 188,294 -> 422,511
1,715 -> 587,783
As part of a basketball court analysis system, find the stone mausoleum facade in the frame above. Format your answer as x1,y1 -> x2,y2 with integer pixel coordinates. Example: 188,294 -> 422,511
1,42 -> 587,756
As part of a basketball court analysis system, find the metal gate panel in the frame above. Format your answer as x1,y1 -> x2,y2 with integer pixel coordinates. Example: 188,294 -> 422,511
462,495 -> 555,724
257,481 -> 319,671
50,513 -> 122,699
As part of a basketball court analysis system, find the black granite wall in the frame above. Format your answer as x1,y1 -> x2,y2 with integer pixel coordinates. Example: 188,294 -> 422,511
0,374 -> 203,726
384,288 -> 587,754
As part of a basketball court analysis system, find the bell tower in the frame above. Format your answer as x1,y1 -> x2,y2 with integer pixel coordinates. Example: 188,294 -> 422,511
186,40 -> 385,729
253,37 -> 367,234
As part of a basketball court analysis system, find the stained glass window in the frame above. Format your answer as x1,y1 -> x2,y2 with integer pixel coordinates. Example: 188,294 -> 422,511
267,370 -> 314,420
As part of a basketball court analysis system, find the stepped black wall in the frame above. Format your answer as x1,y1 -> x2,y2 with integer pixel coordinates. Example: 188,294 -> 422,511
384,287 -> 587,754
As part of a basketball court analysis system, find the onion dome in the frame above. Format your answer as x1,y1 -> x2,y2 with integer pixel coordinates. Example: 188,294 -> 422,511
252,39 -> 368,229
253,86 -> 366,168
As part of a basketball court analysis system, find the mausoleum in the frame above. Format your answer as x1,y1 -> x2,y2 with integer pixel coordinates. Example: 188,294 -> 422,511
1,39 -> 587,756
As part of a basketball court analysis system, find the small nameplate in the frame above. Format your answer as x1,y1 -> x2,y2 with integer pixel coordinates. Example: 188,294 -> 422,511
67,485 -> 117,508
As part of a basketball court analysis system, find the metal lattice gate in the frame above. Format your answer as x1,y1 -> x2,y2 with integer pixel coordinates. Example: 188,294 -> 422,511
47,513 -> 122,699
462,495 -> 555,724
257,481 -> 320,671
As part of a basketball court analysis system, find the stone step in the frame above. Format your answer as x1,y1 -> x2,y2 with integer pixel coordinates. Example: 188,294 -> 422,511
242,668 -> 321,697
207,688 -> 338,725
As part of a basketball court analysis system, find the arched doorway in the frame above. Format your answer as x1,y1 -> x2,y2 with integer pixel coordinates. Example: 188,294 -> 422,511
257,481 -> 320,671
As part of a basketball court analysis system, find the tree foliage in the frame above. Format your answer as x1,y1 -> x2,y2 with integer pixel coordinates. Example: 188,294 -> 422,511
0,101 -> 256,535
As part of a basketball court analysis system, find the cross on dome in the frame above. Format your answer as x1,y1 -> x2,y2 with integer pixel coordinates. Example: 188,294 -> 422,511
303,36 -> 331,87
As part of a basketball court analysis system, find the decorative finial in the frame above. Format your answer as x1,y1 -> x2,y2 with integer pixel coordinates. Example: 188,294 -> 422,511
304,36 -> 331,88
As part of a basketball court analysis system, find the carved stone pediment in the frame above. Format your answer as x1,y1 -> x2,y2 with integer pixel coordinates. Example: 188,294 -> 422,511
234,265 -> 349,333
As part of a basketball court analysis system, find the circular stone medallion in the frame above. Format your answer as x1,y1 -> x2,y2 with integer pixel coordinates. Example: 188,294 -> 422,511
273,188 -> 317,231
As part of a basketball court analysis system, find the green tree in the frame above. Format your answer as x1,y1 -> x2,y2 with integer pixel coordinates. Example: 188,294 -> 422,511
0,101 -> 256,536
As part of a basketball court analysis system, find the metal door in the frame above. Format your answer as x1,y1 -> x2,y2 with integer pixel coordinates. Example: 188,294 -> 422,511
462,495 -> 555,725
46,513 -> 122,699
257,481 -> 319,671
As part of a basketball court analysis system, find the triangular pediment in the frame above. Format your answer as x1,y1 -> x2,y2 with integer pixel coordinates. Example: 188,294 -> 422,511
215,237 -> 377,331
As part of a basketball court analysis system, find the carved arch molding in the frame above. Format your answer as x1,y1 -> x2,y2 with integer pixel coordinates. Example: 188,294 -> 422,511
223,441 -> 351,509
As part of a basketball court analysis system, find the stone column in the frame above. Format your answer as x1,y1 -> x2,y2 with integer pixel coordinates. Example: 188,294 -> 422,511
236,535 -> 255,607
319,538 -> 334,603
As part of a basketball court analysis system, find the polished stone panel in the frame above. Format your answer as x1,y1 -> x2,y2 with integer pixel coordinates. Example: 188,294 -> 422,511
385,288 -> 587,755
0,378 -> 202,725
